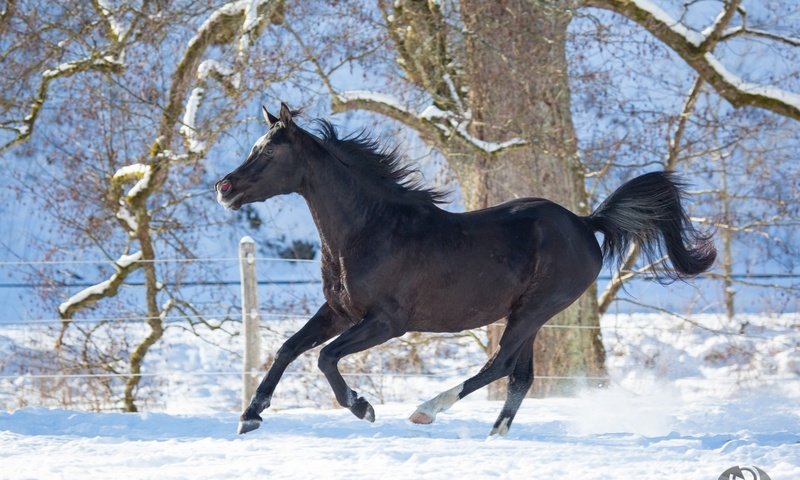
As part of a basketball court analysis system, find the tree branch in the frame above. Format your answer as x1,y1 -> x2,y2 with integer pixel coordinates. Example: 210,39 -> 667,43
332,91 -> 528,156
698,0 -> 741,52
0,0 -> 16,37
720,26 -> 800,47
0,51 -> 124,156
56,252 -> 143,346
586,0 -> 800,121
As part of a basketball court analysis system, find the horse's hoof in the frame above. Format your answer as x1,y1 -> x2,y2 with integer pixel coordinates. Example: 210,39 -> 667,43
409,410 -> 434,425
238,418 -> 262,435
238,411 -> 263,435
351,397 -> 375,423
489,417 -> 511,437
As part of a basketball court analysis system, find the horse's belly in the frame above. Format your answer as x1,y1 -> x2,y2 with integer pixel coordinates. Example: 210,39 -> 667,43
405,272 -> 523,332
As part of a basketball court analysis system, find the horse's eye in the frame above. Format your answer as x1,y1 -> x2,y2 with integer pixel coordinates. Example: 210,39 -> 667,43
266,147 -> 274,156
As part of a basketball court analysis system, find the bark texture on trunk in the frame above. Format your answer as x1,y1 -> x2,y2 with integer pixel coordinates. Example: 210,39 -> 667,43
458,0 -> 606,397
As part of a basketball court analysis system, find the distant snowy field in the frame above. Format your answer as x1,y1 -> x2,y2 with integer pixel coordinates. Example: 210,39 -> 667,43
1,314 -> 799,479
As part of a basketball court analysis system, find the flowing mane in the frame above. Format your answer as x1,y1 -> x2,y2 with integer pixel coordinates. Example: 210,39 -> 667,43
312,120 -> 448,207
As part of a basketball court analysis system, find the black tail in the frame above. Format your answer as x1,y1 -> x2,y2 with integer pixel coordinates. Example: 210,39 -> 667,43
585,171 -> 716,282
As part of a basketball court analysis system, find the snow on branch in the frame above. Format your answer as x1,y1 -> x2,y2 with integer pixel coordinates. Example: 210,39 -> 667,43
703,53 -> 800,113
112,163 -> 153,201
720,26 -> 800,47
1,2 -> 132,156
57,251 -> 143,319
333,91 -> 528,155
186,0 -> 278,53
180,87 -> 207,154
161,0 -> 281,161
452,121 -> 528,154
586,0 -> 800,121
198,59 -> 241,90
56,251 -> 144,347
0,51 -> 124,155
93,0 -> 127,44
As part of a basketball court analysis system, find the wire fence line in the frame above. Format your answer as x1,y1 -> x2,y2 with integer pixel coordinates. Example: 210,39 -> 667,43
2,369 -> 797,383
0,370 -> 610,381
0,256 -> 320,267
1,254 -> 797,389
0,310 -> 766,333
1,255 -> 798,280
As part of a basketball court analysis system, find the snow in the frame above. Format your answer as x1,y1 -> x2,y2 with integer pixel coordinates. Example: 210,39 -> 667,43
630,0 -> 705,46
113,163 -> 149,179
1,314 -> 798,478
42,55 -> 124,79
56,278 -> 114,316
115,251 -> 142,268
337,92 -> 527,154
42,63 -> 75,79
115,203 -> 138,231
56,252 -> 142,315
96,0 -> 126,41
0,395 -> 797,478
180,87 -> 207,153
419,104 -> 449,120
189,0 -> 271,50
442,73 -> 465,114
700,4 -> 731,38
124,165 -> 153,199
336,90 -> 413,115
704,53 -> 800,112
113,162 -> 153,197
242,0 -> 261,33
197,59 -> 235,81
453,121 -> 527,154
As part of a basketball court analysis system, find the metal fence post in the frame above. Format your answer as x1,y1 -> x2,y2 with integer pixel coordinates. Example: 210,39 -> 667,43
239,236 -> 260,411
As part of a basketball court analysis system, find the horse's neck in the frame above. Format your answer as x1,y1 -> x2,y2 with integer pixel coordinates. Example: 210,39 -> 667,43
301,156 -> 381,253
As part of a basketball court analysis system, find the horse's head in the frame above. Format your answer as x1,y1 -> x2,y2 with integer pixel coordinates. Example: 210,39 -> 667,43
216,103 -> 306,210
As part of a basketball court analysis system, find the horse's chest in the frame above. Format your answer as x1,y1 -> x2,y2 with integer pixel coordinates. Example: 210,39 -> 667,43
321,259 -> 368,320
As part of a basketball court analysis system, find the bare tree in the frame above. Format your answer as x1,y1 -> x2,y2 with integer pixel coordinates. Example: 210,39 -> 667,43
300,0 -> 799,395
2,0 -> 293,410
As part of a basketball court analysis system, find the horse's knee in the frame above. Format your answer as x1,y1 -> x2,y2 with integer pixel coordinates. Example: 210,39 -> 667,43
317,345 -> 337,373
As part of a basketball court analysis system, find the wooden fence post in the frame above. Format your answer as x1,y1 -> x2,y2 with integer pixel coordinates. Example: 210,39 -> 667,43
239,236 -> 261,411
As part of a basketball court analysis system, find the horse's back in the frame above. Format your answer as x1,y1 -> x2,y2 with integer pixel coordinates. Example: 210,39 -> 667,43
394,199 -> 602,331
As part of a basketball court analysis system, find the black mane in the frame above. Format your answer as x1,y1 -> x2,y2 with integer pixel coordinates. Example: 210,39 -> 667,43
312,120 -> 448,207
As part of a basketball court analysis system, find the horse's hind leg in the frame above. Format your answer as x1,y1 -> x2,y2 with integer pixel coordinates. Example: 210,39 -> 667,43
409,311 -> 546,427
489,335 -> 534,436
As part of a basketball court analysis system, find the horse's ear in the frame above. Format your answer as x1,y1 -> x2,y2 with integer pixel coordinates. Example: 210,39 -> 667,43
262,106 -> 278,126
279,102 -> 294,129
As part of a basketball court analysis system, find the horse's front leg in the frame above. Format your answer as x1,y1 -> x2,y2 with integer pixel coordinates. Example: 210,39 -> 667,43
317,312 -> 405,422
239,303 -> 350,434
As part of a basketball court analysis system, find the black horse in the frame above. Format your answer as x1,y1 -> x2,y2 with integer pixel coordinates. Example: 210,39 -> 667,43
216,103 -> 715,436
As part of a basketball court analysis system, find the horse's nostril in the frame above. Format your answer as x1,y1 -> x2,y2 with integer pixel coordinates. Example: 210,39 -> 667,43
219,180 -> 232,193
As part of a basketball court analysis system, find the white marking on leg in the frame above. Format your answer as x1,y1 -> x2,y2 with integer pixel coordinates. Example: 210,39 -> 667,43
410,383 -> 463,424
489,417 -> 510,437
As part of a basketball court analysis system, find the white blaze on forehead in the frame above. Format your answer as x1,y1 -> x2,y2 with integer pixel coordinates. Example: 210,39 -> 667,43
250,126 -> 280,156
253,132 -> 271,150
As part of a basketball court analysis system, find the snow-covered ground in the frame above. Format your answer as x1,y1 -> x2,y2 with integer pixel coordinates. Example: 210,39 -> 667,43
1,314 -> 798,479
1,393 -> 798,479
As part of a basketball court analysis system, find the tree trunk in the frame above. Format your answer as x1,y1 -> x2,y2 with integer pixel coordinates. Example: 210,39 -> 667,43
458,0 -> 606,397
